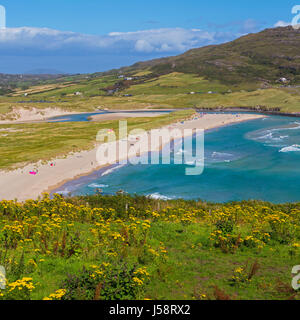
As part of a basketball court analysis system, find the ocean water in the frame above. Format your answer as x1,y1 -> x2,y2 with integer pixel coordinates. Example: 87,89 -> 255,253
53,115 -> 300,203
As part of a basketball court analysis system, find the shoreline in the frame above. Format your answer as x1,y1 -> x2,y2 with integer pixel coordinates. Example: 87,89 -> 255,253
196,107 -> 300,118
0,106 -> 299,125
0,108 -> 175,124
0,113 -> 265,201
51,115 -> 265,197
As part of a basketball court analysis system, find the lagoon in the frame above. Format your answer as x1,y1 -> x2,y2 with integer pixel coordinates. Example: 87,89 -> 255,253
48,109 -> 173,122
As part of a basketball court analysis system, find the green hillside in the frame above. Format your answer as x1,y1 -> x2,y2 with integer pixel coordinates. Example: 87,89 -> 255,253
127,26 -> 300,86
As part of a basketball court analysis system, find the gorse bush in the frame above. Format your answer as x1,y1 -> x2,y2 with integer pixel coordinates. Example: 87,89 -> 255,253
0,194 -> 299,300
61,263 -> 149,300
215,216 -> 235,234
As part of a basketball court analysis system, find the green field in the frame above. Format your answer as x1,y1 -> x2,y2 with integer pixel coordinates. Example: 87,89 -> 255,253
1,72 -> 300,118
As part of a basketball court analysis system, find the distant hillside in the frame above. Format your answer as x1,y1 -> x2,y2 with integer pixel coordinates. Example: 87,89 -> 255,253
121,26 -> 300,85
0,73 -> 69,95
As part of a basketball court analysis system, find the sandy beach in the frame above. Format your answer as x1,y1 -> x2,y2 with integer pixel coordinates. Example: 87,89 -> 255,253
0,113 -> 265,201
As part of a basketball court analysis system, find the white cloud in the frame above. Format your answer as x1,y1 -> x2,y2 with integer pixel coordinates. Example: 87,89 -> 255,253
134,39 -> 154,53
0,27 -> 112,50
274,20 -> 291,27
0,26 -> 236,55
0,26 -> 241,73
109,28 -> 234,53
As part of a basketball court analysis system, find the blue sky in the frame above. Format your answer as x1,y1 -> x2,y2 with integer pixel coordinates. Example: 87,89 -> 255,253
0,0 -> 298,73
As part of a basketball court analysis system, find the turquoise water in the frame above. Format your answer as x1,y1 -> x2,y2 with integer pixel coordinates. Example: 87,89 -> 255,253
53,115 -> 300,203
48,110 -> 173,122
48,112 -> 107,122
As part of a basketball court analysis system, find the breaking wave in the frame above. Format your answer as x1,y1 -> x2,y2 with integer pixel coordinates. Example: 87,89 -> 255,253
88,183 -> 109,188
279,145 -> 300,153
148,193 -> 173,200
101,164 -> 126,177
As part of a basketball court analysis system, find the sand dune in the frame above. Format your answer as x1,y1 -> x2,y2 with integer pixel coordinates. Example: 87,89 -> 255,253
0,107 -> 73,124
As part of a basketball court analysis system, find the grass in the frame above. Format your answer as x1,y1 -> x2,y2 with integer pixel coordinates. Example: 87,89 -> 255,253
0,194 -> 299,300
11,75 -> 118,99
146,222 -> 296,300
0,109 -> 195,169
195,88 -> 300,112
1,72 -> 300,116
10,82 -> 78,97
122,73 -> 231,95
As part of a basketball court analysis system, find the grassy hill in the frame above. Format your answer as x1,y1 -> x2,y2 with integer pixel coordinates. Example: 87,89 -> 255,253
126,26 -> 300,86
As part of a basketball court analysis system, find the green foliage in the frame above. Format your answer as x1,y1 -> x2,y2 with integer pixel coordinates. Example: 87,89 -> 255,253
62,263 -> 148,300
0,195 -> 299,300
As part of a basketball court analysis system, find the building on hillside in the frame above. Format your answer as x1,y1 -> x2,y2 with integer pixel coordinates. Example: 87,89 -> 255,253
278,77 -> 288,83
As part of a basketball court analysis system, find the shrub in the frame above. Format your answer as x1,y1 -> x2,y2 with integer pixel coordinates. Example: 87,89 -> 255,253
61,263 -> 150,300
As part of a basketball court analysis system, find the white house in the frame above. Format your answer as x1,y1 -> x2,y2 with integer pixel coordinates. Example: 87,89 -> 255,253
279,77 -> 288,83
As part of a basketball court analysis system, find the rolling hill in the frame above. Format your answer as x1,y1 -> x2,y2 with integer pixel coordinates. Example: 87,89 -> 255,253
122,26 -> 300,86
